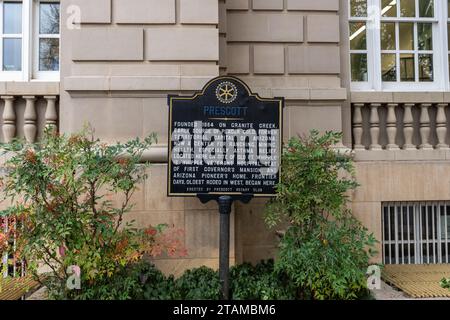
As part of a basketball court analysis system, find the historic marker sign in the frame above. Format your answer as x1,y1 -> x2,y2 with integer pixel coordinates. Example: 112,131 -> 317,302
168,76 -> 283,197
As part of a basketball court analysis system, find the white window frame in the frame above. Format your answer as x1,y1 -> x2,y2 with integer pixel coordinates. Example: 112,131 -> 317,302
349,19 -> 371,84
33,0 -> 59,81
0,0 -> 59,82
447,0 -> 450,84
349,0 -> 449,92
0,0 -> 26,81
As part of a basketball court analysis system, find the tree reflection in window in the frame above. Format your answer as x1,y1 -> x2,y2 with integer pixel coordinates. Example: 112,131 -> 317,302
39,3 -> 60,71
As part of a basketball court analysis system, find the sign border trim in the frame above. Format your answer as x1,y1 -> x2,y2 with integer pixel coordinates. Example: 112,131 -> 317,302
167,76 -> 284,198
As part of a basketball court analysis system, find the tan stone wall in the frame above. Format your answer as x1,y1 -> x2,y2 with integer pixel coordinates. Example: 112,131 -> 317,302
222,0 -> 346,102
353,160 -> 450,263
59,0 -> 351,272
123,165 -> 236,277
60,0 -> 226,274
223,0 -> 349,264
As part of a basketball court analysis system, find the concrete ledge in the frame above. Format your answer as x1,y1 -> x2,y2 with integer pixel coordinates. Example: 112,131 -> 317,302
351,91 -> 450,104
259,87 -> 347,101
353,149 -> 450,161
64,76 -> 215,92
64,76 -> 347,100
0,82 -> 59,95
141,145 -> 168,163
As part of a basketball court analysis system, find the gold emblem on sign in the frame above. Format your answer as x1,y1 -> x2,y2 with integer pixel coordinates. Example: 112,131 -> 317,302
216,81 -> 238,104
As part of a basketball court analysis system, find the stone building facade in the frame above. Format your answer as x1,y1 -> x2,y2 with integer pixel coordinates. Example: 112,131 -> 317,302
1,0 -> 450,273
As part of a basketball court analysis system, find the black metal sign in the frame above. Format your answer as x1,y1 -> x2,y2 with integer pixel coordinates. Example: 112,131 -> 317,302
167,76 -> 283,198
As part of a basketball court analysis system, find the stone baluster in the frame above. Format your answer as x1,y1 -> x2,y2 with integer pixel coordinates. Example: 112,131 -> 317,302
23,96 -> 37,143
419,103 -> 432,150
369,103 -> 382,150
44,96 -> 58,130
386,103 -> 399,150
2,96 -> 15,143
403,103 -> 415,150
353,103 -> 365,150
436,103 -> 449,149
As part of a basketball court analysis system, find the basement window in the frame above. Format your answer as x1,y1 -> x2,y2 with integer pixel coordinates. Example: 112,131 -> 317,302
382,201 -> 450,264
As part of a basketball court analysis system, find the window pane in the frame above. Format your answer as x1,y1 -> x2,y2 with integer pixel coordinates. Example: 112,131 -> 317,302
448,0 -> 450,18
418,23 -> 433,50
399,23 -> 414,50
419,0 -> 433,17
349,22 -> 366,50
351,53 -> 367,81
3,2 -> 22,34
381,23 -> 396,50
39,38 -> 59,71
382,0 -> 397,17
39,3 -> 60,34
350,0 -> 367,17
400,0 -> 415,17
382,53 -> 397,81
400,53 -> 415,81
3,38 -> 21,71
419,54 -> 433,81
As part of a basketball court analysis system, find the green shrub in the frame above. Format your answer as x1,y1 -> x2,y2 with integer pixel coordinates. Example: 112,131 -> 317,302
230,260 -> 296,300
0,128 -> 186,299
441,277 -> 450,290
74,262 -> 145,300
174,266 -> 221,300
277,220 -> 374,300
265,130 -> 377,300
78,261 -> 297,301
141,264 -> 178,300
74,260 -> 177,300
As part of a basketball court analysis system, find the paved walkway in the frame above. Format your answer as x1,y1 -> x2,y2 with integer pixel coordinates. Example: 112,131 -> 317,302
371,280 -> 450,300
379,264 -> 450,299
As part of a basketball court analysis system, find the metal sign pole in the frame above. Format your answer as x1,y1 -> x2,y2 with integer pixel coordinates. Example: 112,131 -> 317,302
218,195 -> 232,300
199,194 -> 252,300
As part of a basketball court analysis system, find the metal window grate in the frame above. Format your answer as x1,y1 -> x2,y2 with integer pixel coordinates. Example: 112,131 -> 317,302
1,217 -> 26,278
382,202 -> 450,264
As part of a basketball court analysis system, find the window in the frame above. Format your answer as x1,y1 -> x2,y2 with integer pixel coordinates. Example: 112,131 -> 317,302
34,1 -> 59,79
448,0 -> 450,80
1,1 -> 23,78
382,202 -> 450,264
349,0 -> 448,91
349,1 -> 369,82
0,0 -> 59,81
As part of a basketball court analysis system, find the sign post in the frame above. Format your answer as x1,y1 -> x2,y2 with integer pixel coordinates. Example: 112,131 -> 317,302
168,76 -> 283,299
218,195 -> 232,299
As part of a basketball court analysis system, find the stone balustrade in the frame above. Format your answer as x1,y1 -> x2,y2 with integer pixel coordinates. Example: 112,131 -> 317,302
352,103 -> 450,151
0,95 -> 58,143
